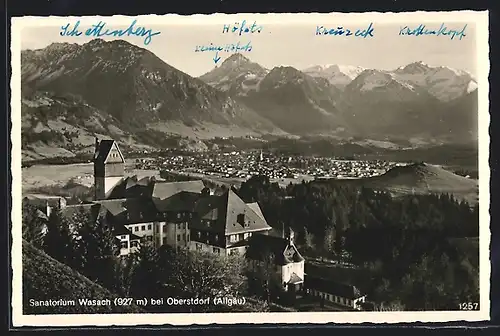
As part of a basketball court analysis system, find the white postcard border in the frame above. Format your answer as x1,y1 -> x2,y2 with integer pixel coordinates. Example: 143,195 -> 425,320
10,10 -> 491,326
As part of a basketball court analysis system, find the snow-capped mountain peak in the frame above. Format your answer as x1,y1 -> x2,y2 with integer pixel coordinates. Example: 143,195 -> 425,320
302,64 -> 365,89
393,61 -> 476,101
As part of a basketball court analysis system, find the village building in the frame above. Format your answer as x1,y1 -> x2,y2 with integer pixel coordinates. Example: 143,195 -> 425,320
245,229 -> 305,296
23,194 -> 67,218
304,276 -> 367,310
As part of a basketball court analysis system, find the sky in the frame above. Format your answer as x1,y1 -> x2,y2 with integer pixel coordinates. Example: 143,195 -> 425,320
19,19 -> 478,78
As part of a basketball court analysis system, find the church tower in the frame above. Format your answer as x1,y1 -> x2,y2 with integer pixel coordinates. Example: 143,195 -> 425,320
93,138 -> 125,200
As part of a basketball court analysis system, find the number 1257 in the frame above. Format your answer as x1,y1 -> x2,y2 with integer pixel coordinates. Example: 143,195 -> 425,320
459,302 -> 479,310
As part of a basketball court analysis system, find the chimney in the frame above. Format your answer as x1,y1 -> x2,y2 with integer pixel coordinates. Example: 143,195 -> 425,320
201,187 -> 210,196
284,225 -> 294,245
237,213 -> 246,226
95,137 -> 100,153
288,229 -> 295,245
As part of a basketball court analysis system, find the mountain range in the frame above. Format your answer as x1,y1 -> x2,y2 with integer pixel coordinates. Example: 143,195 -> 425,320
20,39 -> 478,160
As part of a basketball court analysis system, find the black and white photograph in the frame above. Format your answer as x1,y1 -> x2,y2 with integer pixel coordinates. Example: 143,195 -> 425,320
11,11 -> 490,326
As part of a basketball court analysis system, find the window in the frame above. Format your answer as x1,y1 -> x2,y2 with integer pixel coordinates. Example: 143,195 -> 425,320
126,213 -> 130,220
206,221 -> 211,228
196,243 -> 202,251
183,233 -> 186,241
186,234 -> 190,241
147,224 -> 152,230
213,247 -> 220,254
163,225 -> 167,233
177,213 -> 181,219
189,213 -> 193,218
197,231 -> 201,238
215,234 -> 219,242
163,213 -> 167,218
141,225 -> 146,231
131,241 -> 138,248
230,235 -> 237,242
121,235 -> 126,239
177,234 -> 181,242
134,226 -> 139,232
162,237 -> 167,245
120,241 -> 128,249
146,235 -> 153,241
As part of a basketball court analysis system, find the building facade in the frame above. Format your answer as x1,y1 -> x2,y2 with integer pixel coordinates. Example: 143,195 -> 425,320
305,276 -> 367,310
57,138 -> 273,257
246,230 -> 305,295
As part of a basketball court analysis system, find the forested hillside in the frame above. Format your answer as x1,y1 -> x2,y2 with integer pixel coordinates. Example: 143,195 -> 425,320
237,176 -> 480,310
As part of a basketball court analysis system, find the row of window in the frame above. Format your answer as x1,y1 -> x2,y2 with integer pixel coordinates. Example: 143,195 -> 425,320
190,231 -> 253,244
120,235 -> 153,249
229,232 -> 253,242
195,243 -> 220,254
126,211 -> 194,221
133,224 -> 152,232
120,240 -> 139,249
312,290 -> 352,306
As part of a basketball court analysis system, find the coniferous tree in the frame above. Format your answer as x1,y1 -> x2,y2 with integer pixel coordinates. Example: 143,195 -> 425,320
129,241 -> 160,299
43,205 -> 78,267
77,213 -> 119,290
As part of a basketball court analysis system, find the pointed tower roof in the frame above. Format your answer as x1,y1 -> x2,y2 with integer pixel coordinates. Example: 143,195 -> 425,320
93,139 -> 125,165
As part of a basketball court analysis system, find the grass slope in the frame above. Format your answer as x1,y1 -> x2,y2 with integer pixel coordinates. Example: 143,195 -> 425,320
22,240 -> 144,314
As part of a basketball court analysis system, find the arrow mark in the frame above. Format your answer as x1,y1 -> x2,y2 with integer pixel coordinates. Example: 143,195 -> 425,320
213,51 -> 221,64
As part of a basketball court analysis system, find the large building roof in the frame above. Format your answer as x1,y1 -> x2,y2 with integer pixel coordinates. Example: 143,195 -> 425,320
190,190 -> 271,235
61,179 -> 270,239
152,180 -> 206,200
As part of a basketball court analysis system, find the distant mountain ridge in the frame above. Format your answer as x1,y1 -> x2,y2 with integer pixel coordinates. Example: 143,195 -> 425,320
200,54 -> 478,143
21,40 -> 288,160
303,60 -> 477,101
20,41 -> 478,161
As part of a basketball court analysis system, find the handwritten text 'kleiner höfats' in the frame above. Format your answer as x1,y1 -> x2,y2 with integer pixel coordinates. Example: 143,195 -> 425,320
315,23 -> 375,38
60,20 -> 161,45
222,20 -> 263,35
399,23 -> 467,40
195,41 -> 253,53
